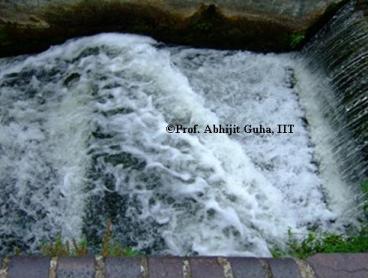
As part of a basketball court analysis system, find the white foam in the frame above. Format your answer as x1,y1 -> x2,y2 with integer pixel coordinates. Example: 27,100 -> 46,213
0,33 -> 357,256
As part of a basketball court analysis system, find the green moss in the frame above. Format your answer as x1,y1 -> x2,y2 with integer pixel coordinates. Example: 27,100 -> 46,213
289,32 -> 305,49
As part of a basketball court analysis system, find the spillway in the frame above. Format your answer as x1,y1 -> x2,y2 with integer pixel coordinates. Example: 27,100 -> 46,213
0,1 -> 366,257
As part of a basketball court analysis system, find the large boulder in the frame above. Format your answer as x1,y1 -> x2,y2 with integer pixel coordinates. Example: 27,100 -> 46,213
0,0 -> 347,57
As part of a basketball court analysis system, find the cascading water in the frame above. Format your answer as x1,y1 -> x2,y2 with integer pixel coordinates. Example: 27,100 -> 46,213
300,0 -> 368,183
0,7 -> 364,256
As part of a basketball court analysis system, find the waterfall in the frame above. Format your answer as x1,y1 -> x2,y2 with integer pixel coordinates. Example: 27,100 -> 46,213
0,23 -> 364,255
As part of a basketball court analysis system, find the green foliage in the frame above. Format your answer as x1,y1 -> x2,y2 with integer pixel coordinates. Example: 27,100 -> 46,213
40,220 -> 140,257
290,32 -> 305,48
101,220 -> 140,257
273,179 -> 368,258
41,234 -> 88,257
272,226 -> 368,259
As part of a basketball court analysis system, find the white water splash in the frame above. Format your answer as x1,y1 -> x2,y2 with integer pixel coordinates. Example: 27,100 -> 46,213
0,33 -> 358,256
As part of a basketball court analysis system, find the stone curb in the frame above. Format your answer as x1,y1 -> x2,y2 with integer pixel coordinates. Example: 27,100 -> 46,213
0,254 -> 367,278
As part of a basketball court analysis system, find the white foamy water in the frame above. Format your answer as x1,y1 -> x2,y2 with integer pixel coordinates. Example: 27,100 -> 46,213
0,34 -> 358,256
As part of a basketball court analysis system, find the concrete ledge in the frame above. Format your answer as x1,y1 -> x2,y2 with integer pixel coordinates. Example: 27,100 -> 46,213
57,257 -> 95,278
0,254 -> 367,278
228,257 -> 268,278
105,257 -> 143,278
8,257 -> 50,278
307,254 -> 368,278
266,258 -> 302,278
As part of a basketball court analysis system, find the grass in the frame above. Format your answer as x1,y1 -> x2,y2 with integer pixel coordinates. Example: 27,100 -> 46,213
41,235 -> 89,257
100,220 -> 140,257
41,220 -> 140,257
272,227 -> 368,259
272,179 -> 368,258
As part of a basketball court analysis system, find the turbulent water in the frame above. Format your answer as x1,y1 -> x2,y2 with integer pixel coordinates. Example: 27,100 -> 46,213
0,33 -> 360,256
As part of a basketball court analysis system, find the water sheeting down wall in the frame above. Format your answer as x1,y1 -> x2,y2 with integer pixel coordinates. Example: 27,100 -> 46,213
300,0 -> 368,186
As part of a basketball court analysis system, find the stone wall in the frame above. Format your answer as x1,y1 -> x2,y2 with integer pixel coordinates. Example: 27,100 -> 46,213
0,0 -> 347,57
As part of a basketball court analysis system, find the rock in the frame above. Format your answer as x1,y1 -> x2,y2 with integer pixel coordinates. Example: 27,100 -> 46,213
0,0 -> 347,56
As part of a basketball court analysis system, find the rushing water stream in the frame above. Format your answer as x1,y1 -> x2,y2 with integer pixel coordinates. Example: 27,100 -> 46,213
0,32 -> 362,256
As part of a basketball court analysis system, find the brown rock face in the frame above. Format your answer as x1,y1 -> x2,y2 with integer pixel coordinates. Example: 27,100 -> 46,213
0,0 -> 347,57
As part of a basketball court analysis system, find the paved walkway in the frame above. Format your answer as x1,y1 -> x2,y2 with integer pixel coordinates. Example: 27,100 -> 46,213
1,254 -> 367,278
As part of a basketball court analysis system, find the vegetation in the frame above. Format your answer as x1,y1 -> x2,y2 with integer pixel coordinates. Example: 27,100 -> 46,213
289,32 -> 305,48
100,220 -> 140,257
41,235 -> 89,257
41,220 -> 140,257
272,227 -> 368,259
272,180 -> 368,258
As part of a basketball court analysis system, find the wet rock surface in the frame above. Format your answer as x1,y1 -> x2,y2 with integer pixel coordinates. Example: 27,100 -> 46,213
0,0 -> 347,56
